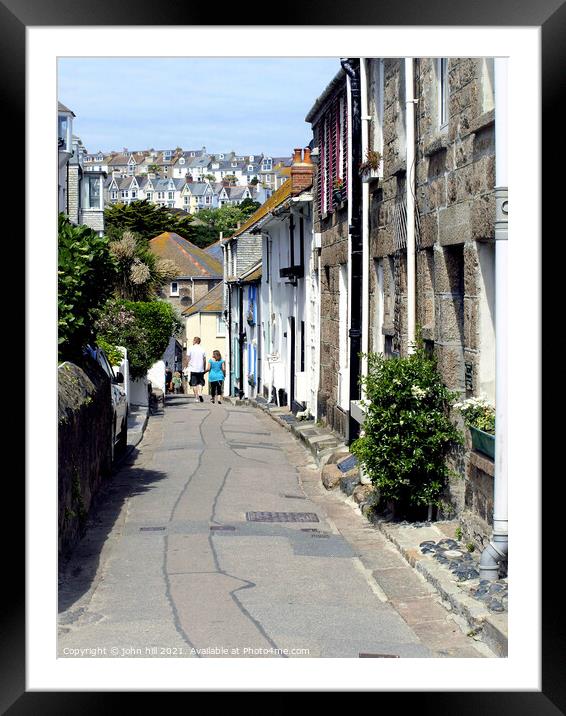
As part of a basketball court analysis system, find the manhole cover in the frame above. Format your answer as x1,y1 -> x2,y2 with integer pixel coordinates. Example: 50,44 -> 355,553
139,526 -> 166,532
246,512 -> 319,523
210,525 -> 236,531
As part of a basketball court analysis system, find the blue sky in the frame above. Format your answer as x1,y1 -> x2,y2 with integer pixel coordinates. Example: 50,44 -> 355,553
58,58 -> 340,156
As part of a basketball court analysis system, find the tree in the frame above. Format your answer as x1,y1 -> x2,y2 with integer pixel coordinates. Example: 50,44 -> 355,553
204,174 -> 216,182
109,230 -> 179,301
58,214 -> 117,362
239,198 -> 261,219
196,205 -> 246,238
95,298 -> 182,379
224,174 -> 238,186
104,199 -> 195,243
147,164 -> 160,174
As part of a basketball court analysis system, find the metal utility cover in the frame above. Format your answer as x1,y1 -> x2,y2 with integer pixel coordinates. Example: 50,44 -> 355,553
139,526 -> 166,532
210,525 -> 236,531
246,511 -> 319,523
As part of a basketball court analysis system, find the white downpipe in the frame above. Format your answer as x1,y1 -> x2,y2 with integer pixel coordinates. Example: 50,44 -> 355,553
494,59 -> 508,537
405,57 -> 416,354
360,57 -> 370,387
480,58 -> 508,580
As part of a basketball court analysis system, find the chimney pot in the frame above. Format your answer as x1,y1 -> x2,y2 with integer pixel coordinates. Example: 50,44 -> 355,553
293,148 -> 303,164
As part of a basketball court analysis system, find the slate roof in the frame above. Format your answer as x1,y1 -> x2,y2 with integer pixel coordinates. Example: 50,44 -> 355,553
149,232 -> 223,279
204,241 -> 224,262
58,101 -> 75,115
231,178 -> 292,239
182,282 -> 223,317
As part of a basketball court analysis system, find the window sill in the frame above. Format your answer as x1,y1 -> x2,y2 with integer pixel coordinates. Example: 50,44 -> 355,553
423,134 -> 450,157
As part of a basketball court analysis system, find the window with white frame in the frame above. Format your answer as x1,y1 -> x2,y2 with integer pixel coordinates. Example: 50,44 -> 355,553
205,195 -> 211,204
131,190 -> 137,198
216,314 -> 226,337
168,191 -> 174,199
481,58 -> 495,113
121,190 -> 127,199
158,192 -> 165,199
437,58 -> 449,129
146,191 -> 153,200
82,174 -> 102,210
111,190 -> 118,199
313,85 -> 348,216
170,281 -> 179,296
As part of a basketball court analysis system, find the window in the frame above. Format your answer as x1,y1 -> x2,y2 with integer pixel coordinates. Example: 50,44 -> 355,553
131,191 -> 137,198
205,195 -> 211,204
158,192 -> 165,199
146,192 -> 153,200
438,58 -> 449,128
121,190 -> 127,199
216,315 -> 226,337
170,282 -> 179,296
168,191 -> 174,200
314,86 -> 348,216
82,175 -> 102,209
481,58 -> 495,113
111,190 -> 118,200
58,114 -> 70,150
184,196 -> 189,204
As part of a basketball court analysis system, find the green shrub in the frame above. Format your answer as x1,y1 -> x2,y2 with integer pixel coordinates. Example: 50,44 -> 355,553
350,340 -> 463,514
96,298 -> 181,379
58,214 -> 117,361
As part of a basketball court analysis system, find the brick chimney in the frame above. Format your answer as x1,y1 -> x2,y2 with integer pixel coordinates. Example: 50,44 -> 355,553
290,147 -> 314,195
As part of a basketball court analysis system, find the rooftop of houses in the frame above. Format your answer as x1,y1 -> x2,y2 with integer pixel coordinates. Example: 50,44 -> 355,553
204,240 -> 223,262
149,232 -> 223,279
230,179 -> 293,239
181,281 -> 224,317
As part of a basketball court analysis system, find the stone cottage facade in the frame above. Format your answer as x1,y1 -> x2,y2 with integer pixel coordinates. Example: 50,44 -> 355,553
306,58 -> 498,546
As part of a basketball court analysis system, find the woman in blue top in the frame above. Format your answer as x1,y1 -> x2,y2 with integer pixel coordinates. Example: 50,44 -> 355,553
205,350 -> 226,404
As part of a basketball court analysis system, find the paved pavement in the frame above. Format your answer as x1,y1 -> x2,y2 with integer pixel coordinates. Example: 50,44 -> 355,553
58,395 -> 490,659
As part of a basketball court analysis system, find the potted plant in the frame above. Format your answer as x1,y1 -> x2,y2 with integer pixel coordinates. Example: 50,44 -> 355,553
454,395 -> 496,459
332,177 -> 345,205
358,149 -> 382,183
247,373 -> 256,388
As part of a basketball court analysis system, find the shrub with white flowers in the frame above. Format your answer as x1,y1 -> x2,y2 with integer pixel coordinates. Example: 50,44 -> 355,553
350,337 -> 463,515
453,395 -> 495,434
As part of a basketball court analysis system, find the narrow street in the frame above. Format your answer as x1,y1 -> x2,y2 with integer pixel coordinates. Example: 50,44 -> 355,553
58,397 -> 488,658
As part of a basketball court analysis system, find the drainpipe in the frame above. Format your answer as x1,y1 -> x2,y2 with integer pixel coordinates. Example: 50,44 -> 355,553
341,58 -> 363,444
405,57 -> 416,354
480,58 -> 508,580
360,58 -> 370,385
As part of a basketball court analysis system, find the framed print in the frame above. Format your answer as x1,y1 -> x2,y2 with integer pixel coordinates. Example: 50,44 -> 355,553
5,0 -> 557,708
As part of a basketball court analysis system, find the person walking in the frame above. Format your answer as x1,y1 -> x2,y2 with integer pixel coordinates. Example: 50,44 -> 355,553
187,336 -> 206,403
165,362 -> 173,394
205,350 -> 226,404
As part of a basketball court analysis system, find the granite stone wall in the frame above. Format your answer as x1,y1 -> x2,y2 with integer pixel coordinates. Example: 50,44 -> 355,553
58,358 -> 113,556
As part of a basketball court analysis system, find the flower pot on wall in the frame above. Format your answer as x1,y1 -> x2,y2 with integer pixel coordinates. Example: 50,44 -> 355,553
360,167 -> 380,183
470,426 -> 495,459
332,189 -> 344,205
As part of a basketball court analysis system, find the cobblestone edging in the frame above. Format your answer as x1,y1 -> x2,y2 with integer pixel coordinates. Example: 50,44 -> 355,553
235,395 -> 508,657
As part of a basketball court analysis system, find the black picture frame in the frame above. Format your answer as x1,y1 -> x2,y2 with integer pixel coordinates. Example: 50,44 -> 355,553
8,0 -> 556,709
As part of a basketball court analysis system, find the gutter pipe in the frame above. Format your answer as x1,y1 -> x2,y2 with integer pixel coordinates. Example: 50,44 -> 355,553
405,57 -> 416,354
360,58 -> 370,385
480,58 -> 509,580
341,58 -> 363,444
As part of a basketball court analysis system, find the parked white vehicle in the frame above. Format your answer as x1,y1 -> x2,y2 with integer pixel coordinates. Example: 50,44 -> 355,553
86,345 -> 128,461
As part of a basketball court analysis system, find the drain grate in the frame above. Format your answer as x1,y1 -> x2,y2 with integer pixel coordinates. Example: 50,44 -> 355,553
210,525 -> 236,532
359,653 -> 399,658
310,533 -> 330,539
282,494 -> 307,500
139,526 -> 166,532
246,511 -> 319,523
